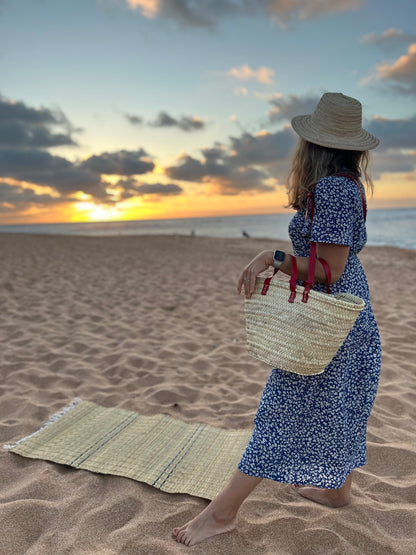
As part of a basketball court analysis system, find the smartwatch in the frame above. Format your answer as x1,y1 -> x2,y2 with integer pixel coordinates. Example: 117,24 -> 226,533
272,250 -> 286,270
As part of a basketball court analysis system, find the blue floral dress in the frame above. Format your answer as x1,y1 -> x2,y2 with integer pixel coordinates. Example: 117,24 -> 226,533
238,175 -> 382,488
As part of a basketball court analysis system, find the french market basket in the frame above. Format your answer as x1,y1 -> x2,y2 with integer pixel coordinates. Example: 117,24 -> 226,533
244,247 -> 365,375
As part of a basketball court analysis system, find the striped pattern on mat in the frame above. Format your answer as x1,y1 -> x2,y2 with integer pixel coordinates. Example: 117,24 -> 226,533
4,399 -> 252,500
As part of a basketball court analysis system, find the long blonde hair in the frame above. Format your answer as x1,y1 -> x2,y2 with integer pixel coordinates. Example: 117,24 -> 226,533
287,139 -> 373,210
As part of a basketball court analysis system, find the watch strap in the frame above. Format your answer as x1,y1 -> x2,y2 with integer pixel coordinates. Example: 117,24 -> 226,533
272,250 -> 285,270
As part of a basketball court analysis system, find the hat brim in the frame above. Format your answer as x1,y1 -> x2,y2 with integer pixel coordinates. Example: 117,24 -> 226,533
291,115 -> 380,151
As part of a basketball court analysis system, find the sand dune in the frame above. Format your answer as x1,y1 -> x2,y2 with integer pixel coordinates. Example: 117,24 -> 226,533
1,233 -> 415,554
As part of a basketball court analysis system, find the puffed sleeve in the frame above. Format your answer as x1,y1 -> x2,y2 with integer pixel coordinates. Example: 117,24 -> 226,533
310,176 -> 355,246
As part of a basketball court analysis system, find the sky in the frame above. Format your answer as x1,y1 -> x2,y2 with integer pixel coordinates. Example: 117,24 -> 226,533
1,0 -> 416,224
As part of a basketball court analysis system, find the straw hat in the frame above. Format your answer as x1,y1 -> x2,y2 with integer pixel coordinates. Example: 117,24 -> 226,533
291,92 -> 379,151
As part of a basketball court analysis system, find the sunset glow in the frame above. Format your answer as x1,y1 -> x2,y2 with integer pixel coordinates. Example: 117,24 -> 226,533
73,202 -> 124,223
1,1 -> 415,225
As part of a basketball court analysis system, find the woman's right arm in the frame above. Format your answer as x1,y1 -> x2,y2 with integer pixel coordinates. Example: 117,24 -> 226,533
238,243 -> 350,299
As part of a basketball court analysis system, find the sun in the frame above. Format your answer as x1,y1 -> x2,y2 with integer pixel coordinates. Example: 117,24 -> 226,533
74,201 -> 123,222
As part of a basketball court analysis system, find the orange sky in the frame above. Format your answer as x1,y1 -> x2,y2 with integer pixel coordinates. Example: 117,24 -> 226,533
2,173 -> 414,227
2,1 -> 416,226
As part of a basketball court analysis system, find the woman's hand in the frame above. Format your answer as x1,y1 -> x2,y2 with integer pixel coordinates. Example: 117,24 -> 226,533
237,250 -> 274,299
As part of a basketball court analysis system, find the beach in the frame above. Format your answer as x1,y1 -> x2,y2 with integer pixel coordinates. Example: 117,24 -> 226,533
1,233 -> 415,555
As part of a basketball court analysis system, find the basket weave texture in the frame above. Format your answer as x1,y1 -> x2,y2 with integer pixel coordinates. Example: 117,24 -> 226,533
245,276 -> 365,375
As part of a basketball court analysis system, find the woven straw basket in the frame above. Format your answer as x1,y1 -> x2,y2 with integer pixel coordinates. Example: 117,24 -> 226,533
244,175 -> 368,376
245,276 -> 365,375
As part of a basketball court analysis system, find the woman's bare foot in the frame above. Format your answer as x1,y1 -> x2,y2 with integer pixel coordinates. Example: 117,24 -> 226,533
292,484 -> 350,507
291,472 -> 353,508
172,503 -> 237,546
172,469 -> 261,546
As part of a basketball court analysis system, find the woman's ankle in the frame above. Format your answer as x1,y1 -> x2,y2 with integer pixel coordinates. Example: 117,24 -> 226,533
209,497 -> 239,522
325,491 -> 350,507
207,469 -> 262,521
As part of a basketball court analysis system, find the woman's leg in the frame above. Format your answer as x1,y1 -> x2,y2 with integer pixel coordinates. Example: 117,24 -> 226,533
292,470 -> 353,507
172,469 -> 262,546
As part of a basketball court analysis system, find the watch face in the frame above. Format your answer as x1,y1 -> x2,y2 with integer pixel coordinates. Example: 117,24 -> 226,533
274,250 -> 285,263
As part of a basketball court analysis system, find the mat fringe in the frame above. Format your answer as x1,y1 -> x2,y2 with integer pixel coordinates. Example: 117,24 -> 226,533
3,398 -> 82,450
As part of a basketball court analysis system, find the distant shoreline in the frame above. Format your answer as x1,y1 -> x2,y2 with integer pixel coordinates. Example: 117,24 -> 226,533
0,207 -> 414,250
1,205 -> 415,231
0,232 -> 415,255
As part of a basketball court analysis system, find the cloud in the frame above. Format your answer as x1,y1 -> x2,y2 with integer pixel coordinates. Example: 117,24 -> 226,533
0,94 -> 112,202
117,179 -> 183,199
0,146 -> 181,207
0,149 -> 110,200
0,95 -> 78,148
125,113 -> 143,125
365,114 -> 416,178
149,111 -> 205,131
0,94 -> 187,211
267,93 -> 319,123
0,95 -> 65,126
165,126 -> 296,194
164,100 -> 416,192
82,149 -> 155,175
0,148 -> 164,204
228,65 -> 274,85
234,88 -> 249,96
126,0 -> 159,18
207,167 -> 274,196
125,0 -> 362,27
371,151 -> 416,179
228,128 -> 297,183
125,110 -> 206,131
165,153 -> 226,182
374,43 -> 416,95
367,115 -> 416,150
266,0 -> 362,23
229,128 -> 296,165
362,28 -> 416,46
167,154 -> 273,195
0,181 -> 70,212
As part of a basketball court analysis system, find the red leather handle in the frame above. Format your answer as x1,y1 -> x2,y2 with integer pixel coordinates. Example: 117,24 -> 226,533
302,241 -> 316,302
261,268 -> 278,295
260,255 -> 299,302
302,242 -> 332,301
260,251 -> 331,301
318,257 -> 331,294
288,255 -> 297,303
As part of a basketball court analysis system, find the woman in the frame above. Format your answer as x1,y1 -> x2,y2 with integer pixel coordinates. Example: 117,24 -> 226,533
173,92 -> 382,546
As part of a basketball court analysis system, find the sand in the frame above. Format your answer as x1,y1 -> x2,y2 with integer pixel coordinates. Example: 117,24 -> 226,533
0,233 -> 415,555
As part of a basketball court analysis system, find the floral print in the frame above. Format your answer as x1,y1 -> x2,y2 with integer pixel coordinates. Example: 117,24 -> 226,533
238,175 -> 382,488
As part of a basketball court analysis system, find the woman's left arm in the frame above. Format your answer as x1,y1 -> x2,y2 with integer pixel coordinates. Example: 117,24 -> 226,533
239,243 -> 349,299
315,243 -> 350,283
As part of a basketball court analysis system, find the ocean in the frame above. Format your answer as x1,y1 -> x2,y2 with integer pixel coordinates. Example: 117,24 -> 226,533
0,208 -> 415,250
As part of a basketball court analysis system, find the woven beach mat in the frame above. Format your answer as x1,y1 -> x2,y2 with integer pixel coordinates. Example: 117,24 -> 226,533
4,399 -> 252,500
